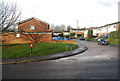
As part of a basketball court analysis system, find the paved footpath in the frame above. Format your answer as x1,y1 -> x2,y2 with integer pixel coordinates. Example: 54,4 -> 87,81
2,40 -> 119,79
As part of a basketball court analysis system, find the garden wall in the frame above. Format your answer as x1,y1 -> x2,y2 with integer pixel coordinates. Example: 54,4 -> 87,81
1,33 -> 77,44
1,33 -> 52,44
51,40 -> 77,44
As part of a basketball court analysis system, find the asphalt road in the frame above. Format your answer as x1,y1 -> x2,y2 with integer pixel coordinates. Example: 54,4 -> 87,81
2,40 -> 118,79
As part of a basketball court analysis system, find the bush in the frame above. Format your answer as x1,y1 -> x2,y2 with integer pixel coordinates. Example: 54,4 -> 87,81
77,34 -> 82,37
64,35 -> 70,38
70,33 -> 75,36
110,31 -> 119,39
88,29 -> 93,39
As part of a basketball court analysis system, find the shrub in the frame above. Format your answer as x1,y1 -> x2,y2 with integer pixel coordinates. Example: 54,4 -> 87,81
64,35 -> 70,38
88,29 -> 93,39
70,33 -> 75,36
77,34 -> 82,37
109,31 -> 119,39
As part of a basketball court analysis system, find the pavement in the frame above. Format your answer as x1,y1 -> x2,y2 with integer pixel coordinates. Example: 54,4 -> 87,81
1,40 -> 88,64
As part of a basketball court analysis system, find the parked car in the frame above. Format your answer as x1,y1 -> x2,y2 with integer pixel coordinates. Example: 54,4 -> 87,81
98,39 -> 110,45
68,37 -> 76,40
79,37 -> 85,40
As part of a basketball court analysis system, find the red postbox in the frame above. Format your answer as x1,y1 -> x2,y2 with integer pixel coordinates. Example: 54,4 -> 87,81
29,42 -> 33,55
30,42 -> 33,48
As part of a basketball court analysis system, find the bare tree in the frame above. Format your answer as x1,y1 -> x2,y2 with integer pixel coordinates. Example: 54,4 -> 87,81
54,24 -> 66,32
0,1 -> 21,32
23,33 -> 43,43
54,25 -> 61,32
60,24 -> 66,31
67,25 -> 71,31
50,24 -> 55,29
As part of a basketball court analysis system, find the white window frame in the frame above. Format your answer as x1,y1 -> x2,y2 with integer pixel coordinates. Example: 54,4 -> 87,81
30,25 -> 35,30
16,34 -> 20,37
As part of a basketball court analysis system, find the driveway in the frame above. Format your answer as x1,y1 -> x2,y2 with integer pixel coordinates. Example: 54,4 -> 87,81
2,40 -> 118,79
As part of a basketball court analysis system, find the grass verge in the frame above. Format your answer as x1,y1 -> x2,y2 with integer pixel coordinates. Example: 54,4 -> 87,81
2,43 -> 78,59
104,38 -> 120,45
86,38 -> 97,42
86,38 -> 119,45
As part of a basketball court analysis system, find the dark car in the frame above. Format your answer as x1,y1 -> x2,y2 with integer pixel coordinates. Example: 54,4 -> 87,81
68,37 -> 76,40
98,39 -> 110,45
79,37 -> 85,40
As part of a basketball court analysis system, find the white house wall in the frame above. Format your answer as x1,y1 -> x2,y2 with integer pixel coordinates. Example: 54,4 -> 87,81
97,28 -> 102,33
93,29 -> 98,36
64,32 -> 70,35
101,27 -> 107,33
108,24 -> 116,32
84,30 -> 88,37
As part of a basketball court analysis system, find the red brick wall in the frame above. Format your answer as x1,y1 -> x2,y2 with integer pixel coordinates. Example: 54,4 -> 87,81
116,24 -> 120,31
18,18 -> 49,32
1,33 -> 76,44
51,40 -> 77,44
2,33 -> 52,44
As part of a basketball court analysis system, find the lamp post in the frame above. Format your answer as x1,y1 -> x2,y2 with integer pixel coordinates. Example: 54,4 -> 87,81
77,20 -> 79,37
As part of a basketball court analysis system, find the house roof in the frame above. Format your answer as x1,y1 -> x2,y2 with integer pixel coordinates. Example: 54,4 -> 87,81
98,21 -> 120,28
87,27 -> 98,29
17,17 -> 49,25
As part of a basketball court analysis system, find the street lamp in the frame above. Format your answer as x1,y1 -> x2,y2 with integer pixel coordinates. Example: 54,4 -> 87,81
77,20 -> 79,37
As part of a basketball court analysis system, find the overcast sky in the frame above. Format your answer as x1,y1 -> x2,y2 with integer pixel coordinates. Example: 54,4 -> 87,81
4,0 -> 120,28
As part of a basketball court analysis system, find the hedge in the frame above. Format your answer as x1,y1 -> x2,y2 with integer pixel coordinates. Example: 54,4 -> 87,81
64,35 -> 70,38
77,34 -> 82,37
70,33 -> 75,36
88,29 -> 93,39
109,31 -> 119,39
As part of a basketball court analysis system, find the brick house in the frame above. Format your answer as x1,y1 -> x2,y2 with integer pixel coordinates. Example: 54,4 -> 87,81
18,17 -> 51,32
2,17 -> 53,43
70,28 -> 85,37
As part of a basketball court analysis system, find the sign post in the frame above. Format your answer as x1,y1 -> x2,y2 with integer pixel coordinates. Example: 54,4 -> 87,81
66,44 -> 72,51
30,42 -> 33,55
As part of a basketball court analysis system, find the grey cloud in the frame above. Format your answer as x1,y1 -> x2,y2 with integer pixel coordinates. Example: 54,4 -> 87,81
97,1 -> 113,7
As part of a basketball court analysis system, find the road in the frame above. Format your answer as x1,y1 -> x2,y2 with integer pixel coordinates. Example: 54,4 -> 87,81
2,40 -> 118,79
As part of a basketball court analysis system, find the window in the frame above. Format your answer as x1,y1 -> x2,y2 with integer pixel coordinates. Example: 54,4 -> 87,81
113,26 -> 116,28
16,34 -> 20,37
30,26 -> 35,30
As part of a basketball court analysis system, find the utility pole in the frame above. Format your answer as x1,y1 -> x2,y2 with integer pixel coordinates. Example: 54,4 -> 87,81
77,20 -> 79,29
77,20 -> 79,35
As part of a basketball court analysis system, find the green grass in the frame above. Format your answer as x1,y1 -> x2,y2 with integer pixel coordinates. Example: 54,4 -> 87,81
108,39 -> 119,45
86,37 -> 119,45
2,43 -> 78,59
86,38 -> 97,42
110,41 -> 118,45
104,38 -> 120,45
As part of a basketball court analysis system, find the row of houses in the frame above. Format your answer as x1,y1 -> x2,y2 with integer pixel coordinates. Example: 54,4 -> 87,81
70,21 -> 120,38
